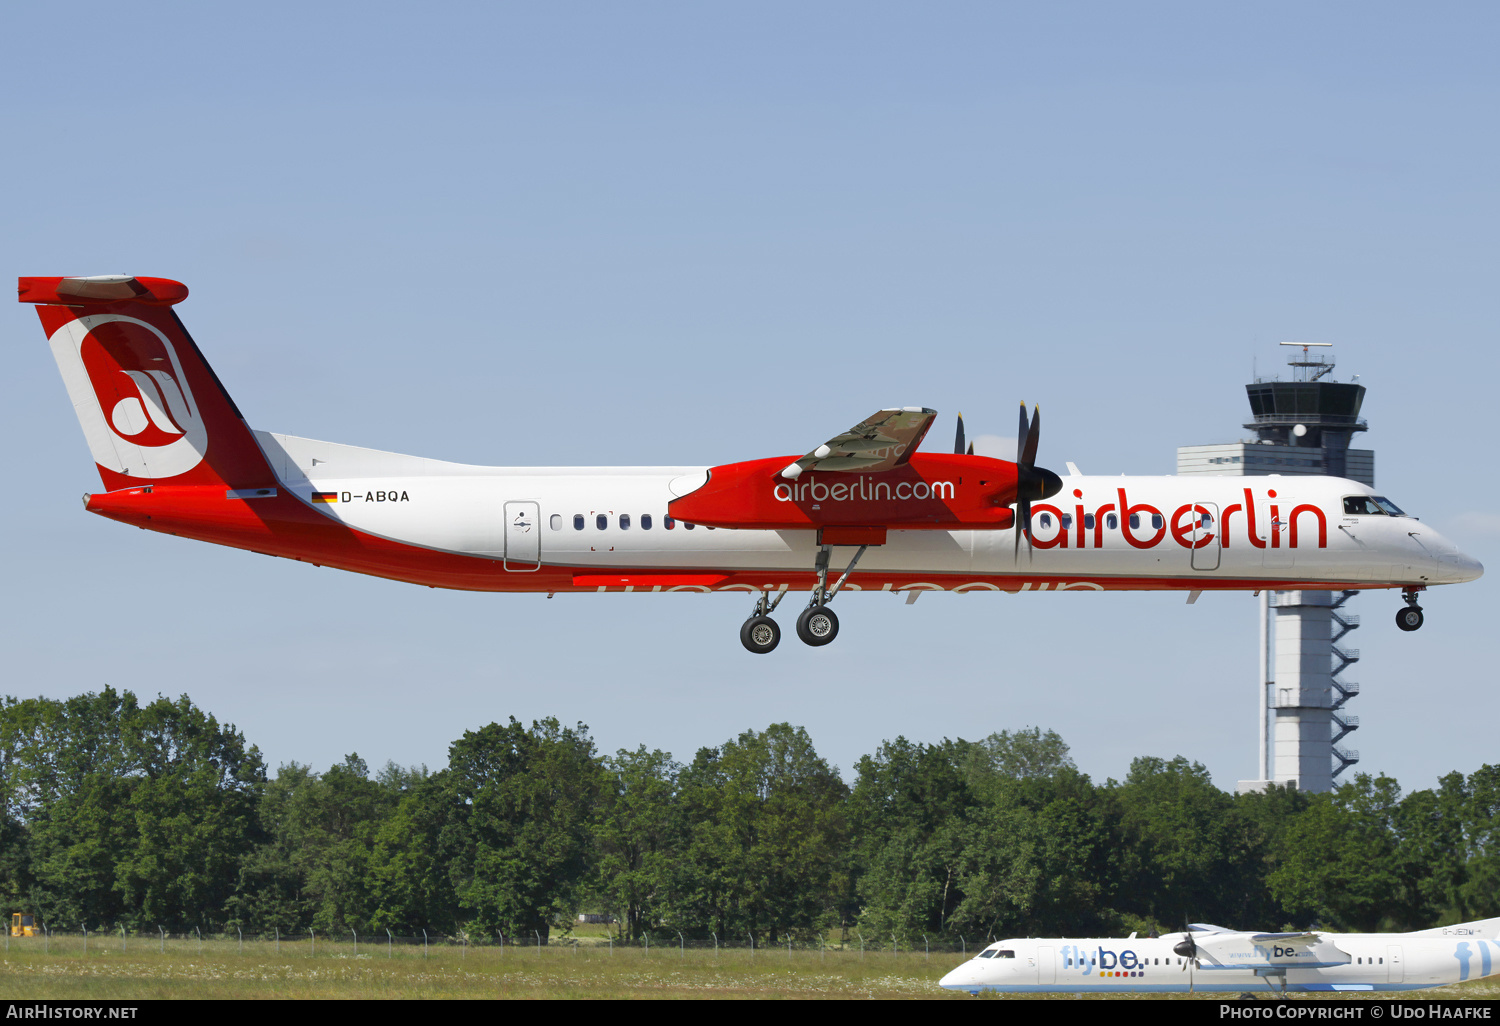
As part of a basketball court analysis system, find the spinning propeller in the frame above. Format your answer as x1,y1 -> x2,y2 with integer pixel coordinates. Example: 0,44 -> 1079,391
1013,402 -> 1062,561
954,406 -> 1062,561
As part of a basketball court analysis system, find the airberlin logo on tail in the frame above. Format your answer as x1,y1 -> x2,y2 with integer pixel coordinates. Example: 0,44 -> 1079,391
109,369 -> 194,444
48,314 -> 209,479
773,476 -> 956,503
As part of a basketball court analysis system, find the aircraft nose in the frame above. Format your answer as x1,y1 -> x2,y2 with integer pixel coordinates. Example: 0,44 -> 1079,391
1452,550 -> 1485,583
938,964 -> 975,990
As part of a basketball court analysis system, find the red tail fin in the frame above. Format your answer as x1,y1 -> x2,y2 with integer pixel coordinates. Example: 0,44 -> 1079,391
20,275 -> 275,491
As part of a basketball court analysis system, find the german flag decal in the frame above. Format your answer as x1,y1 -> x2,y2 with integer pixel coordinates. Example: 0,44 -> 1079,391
312,492 -> 339,503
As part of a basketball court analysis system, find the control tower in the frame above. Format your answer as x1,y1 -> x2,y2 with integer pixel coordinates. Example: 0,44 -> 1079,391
1177,344 -> 1373,793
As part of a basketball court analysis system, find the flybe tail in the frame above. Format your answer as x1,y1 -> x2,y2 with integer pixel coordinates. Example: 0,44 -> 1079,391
19,275 -> 276,492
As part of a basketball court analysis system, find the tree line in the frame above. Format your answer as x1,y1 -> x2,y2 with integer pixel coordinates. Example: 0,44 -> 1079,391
0,687 -> 1495,944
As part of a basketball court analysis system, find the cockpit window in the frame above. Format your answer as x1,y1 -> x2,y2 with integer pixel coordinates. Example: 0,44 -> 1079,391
1344,495 -> 1408,517
996,949 -> 1016,958
977,950 -> 996,958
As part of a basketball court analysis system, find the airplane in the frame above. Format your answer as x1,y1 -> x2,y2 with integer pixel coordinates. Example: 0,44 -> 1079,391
19,274 -> 1483,653
938,918 -> 1500,996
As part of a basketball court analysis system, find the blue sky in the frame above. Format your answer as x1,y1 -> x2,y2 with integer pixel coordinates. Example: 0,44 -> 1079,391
3,2 -> 1496,791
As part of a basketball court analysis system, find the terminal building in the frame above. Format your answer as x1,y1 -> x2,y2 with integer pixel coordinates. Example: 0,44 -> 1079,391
1177,345 -> 1371,794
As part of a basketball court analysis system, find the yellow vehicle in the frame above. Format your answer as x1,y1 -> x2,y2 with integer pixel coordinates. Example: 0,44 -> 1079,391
10,914 -> 36,937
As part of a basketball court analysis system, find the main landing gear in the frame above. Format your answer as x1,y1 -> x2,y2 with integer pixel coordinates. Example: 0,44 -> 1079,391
738,543 -> 867,654
1396,587 -> 1426,632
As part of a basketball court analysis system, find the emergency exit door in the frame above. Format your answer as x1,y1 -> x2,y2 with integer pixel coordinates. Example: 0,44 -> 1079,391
504,501 -> 541,571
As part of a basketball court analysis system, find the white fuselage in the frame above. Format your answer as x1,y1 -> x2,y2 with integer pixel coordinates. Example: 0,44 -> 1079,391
259,432 -> 1482,593
940,928 -> 1500,994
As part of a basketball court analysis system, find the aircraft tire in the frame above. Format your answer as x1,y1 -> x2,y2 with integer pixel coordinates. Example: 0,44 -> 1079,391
740,615 -> 781,654
796,605 -> 839,646
1396,605 -> 1424,632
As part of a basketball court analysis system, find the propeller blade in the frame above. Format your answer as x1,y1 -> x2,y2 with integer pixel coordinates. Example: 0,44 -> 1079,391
1016,402 -> 1028,465
1020,405 -> 1040,468
954,413 -> 966,456
1173,921 -> 1198,962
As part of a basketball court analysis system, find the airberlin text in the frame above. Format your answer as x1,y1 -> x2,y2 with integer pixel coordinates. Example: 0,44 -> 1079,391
1033,487 -> 1327,551
772,477 -> 955,503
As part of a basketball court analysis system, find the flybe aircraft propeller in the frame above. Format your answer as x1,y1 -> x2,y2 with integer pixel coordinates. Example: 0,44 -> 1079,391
1014,402 -> 1063,562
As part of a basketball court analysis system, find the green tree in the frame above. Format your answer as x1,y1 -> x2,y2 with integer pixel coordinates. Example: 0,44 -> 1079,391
850,737 -> 976,939
671,724 -> 848,943
1268,773 -> 1403,931
229,755 -> 412,934
592,746 -> 679,941
441,717 -> 607,942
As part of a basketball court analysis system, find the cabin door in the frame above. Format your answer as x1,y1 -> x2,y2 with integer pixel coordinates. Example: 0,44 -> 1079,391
1190,502 -> 1221,571
504,501 -> 541,571
1387,946 -> 1404,983
1037,946 -> 1055,984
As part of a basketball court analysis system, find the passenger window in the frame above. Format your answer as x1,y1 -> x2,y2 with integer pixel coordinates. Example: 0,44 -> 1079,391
1129,514 -> 1140,530
1107,514 -> 1118,530
550,514 -> 562,531
664,515 -> 676,530
685,522 -> 696,530
1084,514 -> 1095,530
620,514 -> 631,530
1039,513 -> 1053,529
596,514 -> 608,531
1060,514 -> 1072,529
1151,514 -> 1163,530
573,514 -> 585,531
642,514 -> 653,530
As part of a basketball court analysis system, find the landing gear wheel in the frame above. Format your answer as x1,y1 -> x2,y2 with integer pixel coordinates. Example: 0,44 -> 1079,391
740,616 -> 781,654
796,605 -> 840,646
1396,605 -> 1425,632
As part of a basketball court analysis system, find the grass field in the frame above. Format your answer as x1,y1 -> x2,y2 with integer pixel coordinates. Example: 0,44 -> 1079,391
0,936 -> 1494,1000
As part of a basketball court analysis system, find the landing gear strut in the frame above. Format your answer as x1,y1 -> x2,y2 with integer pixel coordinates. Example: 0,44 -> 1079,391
795,543 -> 866,647
736,543 -> 868,652
1396,587 -> 1425,632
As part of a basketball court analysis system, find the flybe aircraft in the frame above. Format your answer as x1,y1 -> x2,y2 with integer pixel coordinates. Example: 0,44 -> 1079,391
939,919 -> 1500,996
20,275 -> 1483,652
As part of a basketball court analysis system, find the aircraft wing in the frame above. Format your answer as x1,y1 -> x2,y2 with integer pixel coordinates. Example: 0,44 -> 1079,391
779,407 -> 937,480
1193,931 -> 1348,970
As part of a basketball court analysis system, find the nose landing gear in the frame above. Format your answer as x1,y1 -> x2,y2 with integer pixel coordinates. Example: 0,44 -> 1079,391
1395,587 -> 1425,632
